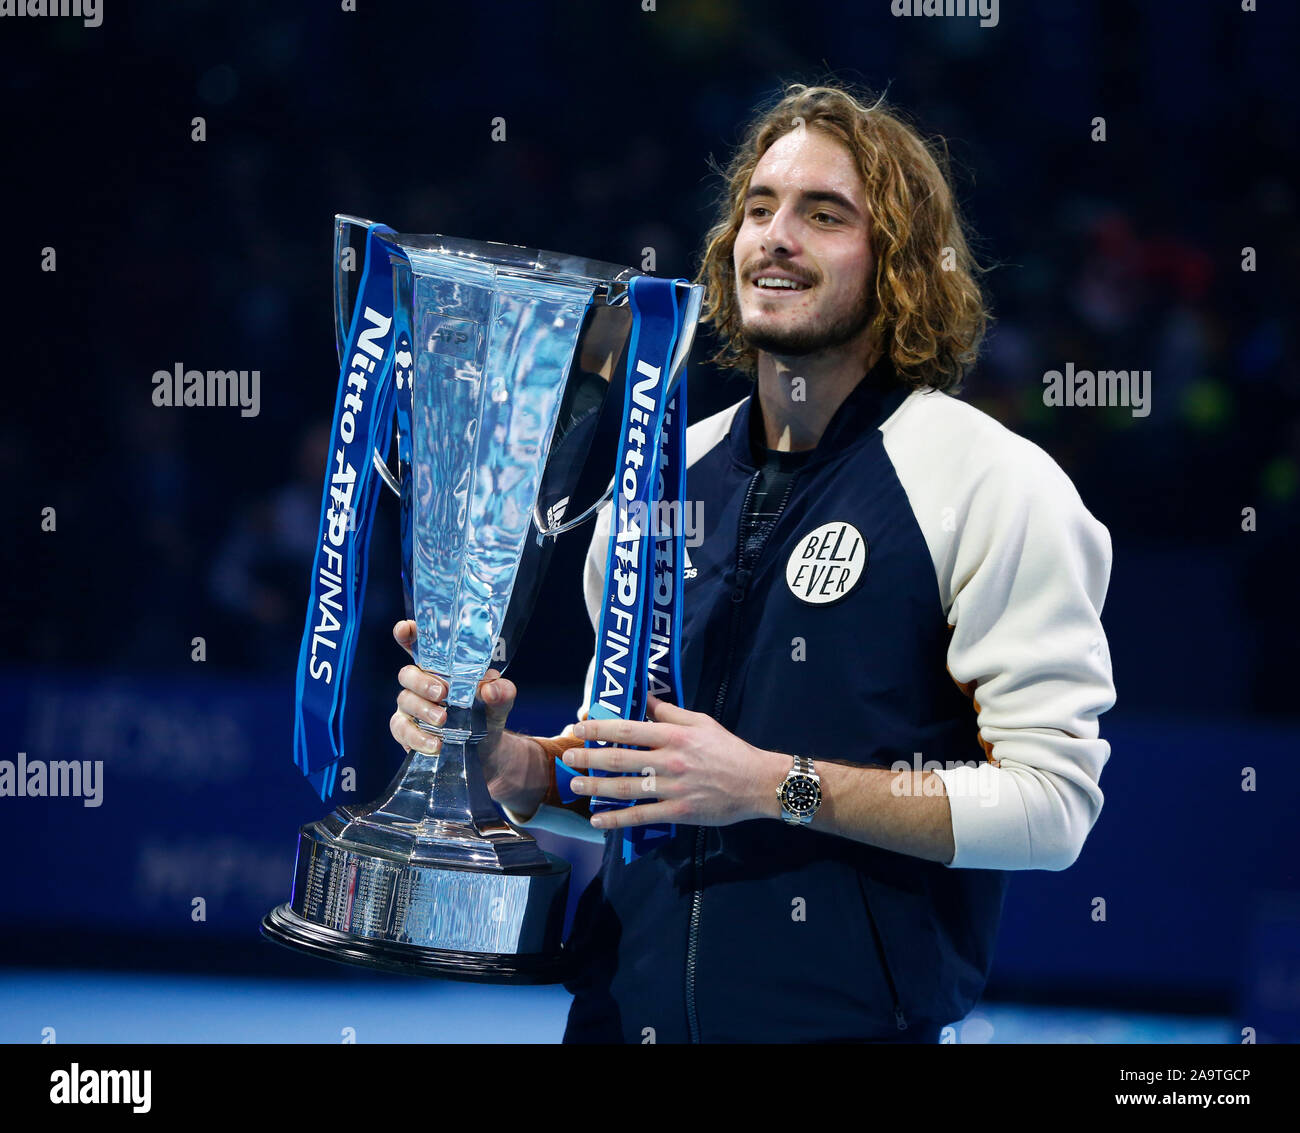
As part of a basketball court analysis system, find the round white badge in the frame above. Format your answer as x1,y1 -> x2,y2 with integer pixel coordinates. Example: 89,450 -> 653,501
785,521 -> 868,605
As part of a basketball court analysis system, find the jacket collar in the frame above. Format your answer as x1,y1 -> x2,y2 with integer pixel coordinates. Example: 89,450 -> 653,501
729,352 -> 912,471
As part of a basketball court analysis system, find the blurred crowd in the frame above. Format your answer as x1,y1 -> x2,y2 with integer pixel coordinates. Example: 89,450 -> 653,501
5,0 -> 1296,717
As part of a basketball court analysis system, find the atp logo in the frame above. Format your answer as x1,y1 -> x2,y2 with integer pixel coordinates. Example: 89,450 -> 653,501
785,521 -> 867,605
545,497 -> 569,530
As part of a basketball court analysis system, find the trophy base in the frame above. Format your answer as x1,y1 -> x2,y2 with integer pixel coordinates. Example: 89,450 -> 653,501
261,902 -> 576,984
261,821 -> 574,986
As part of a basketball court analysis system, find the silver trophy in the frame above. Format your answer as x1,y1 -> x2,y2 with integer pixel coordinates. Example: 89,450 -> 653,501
262,216 -> 703,982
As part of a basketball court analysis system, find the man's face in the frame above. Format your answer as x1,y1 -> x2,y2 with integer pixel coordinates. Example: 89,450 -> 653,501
732,127 -> 875,360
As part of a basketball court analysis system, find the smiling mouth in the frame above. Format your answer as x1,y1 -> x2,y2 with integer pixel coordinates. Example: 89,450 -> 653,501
752,277 -> 812,295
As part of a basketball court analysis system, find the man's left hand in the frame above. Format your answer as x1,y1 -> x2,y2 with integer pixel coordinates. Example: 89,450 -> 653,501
565,694 -> 786,829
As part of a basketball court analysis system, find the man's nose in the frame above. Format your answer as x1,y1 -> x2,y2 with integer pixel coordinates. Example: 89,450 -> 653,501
761,204 -> 802,258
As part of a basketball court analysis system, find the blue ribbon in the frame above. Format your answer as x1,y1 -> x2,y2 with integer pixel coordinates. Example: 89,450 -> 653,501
649,382 -> 687,711
293,224 -> 403,800
557,275 -> 691,861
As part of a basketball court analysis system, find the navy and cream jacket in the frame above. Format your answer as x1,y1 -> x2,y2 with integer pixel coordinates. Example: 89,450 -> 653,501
506,360 -> 1116,1043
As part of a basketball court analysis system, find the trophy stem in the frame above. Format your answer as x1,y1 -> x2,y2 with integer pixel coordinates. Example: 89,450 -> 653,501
310,701 -> 552,872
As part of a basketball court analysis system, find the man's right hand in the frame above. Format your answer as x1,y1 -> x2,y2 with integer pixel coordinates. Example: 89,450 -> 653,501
389,619 -> 553,819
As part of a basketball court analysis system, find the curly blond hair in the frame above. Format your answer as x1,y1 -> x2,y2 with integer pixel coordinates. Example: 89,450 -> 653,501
695,82 -> 990,392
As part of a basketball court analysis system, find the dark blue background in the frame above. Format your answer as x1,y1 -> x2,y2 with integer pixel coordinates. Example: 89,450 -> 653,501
1,0 -> 1297,1037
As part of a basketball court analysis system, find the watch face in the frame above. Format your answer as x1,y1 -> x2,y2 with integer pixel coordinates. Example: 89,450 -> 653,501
781,774 -> 822,817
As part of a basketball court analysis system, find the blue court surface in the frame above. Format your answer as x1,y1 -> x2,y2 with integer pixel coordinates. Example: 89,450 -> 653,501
0,969 -> 1237,1044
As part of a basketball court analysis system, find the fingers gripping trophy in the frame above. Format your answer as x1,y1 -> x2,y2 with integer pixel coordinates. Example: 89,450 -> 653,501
261,216 -> 703,982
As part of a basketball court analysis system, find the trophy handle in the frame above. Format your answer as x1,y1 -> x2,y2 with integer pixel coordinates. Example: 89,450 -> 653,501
533,481 -> 614,539
334,213 -> 377,363
373,444 -> 401,497
531,281 -> 703,540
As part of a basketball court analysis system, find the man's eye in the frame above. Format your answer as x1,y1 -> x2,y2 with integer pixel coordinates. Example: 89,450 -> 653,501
748,206 -> 770,218
813,212 -> 840,224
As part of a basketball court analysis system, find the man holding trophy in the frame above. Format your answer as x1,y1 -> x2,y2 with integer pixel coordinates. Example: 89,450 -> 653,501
271,82 -> 1114,1044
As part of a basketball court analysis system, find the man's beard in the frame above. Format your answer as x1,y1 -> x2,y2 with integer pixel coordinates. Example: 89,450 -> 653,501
738,276 -> 874,358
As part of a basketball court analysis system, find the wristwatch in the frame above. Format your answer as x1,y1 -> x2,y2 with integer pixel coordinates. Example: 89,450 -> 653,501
776,755 -> 822,825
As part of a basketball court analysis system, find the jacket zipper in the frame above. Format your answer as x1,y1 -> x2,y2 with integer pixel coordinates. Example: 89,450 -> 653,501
685,464 -> 798,1043
859,877 -> 909,1031
684,825 -> 707,1043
